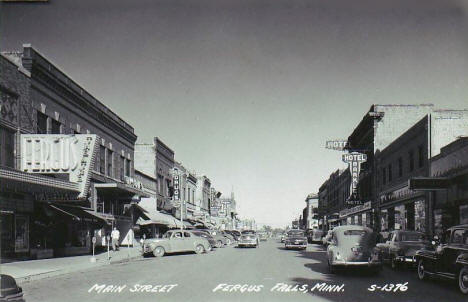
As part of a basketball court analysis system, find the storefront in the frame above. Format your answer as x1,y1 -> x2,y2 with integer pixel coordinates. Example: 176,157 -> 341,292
339,202 -> 372,227
379,184 -> 428,233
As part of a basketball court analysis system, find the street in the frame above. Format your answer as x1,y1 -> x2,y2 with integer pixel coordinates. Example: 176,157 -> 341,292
20,240 -> 466,302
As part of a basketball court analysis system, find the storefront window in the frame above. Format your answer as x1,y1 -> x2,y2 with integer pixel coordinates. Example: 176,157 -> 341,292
15,215 -> 29,252
395,205 -> 406,230
381,209 -> 388,231
346,217 -> 352,225
362,213 -> 367,227
414,200 -> 426,232
460,205 -> 468,225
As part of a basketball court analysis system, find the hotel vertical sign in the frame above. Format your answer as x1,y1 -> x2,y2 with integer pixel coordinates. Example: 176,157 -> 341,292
21,134 -> 98,199
342,152 -> 367,200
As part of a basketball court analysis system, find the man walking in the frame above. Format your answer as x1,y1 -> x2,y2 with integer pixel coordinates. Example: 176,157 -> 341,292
111,227 -> 120,251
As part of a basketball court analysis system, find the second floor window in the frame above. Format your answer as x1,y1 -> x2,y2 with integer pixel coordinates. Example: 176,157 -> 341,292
125,159 -> 131,177
388,163 -> 392,182
51,119 -> 61,134
0,126 -> 15,168
409,150 -> 414,172
120,156 -> 125,181
99,146 -> 106,174
398,157 -> 403,177
382,167 -> 387,185
36,111 -> 48,134
107,149 -> 113,177
418,145 -> 424,168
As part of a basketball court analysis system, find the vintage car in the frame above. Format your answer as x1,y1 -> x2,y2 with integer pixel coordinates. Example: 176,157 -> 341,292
0,274 -> 24,302
225,230 -> 241,241
284,230 -> 308,250
326,225 -> 382,273
280,234 -> 286,243
376,230 -> 429,269
307,228 -> 325,244
192,230 -> 216,250
322,230 -> 333,247
258,232 -> 269,241
238,230 -> 259,248
142,230 -> 211,257
415,224 -> 468,294
220,231 -> 236,245
194,229 -> 227,248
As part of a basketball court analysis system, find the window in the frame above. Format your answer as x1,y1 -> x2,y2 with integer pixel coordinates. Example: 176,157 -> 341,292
382,167 -> 387,185
158,175 -> 164,194
398,157 -> 403,177
388,163 -> 392,182
418,145 -> 424,168
408,150 -> 414,172
119,156 -> 125,181
183,232 -> 191,238
107,149 -> 113,177
99,146 -> 106,174
125,159 -> 130,177
51,119 -> 61,134
0,126 -> 15,168
36,111 -> 48,134
451,229 -> 467,244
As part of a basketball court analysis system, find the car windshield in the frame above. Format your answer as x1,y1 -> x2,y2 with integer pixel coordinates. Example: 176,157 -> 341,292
242,230 -> 256,235
343,230 -> 368,236
399,232 -> 426,241
288,231 -> 304,237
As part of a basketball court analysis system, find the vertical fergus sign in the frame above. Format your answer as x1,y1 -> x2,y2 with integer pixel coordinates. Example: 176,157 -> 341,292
21,134 -> 98,199
342,152 -> 367,199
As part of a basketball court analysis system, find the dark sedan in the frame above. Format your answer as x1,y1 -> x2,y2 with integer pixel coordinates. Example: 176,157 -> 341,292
0,274 -> 24,302
376,230 -> 429,269
284,230 -> 308,250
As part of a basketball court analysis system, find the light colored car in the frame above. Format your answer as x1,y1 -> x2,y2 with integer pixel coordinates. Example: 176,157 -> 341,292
142,230 -> 211,257
258,232 -> 268,241
238,230 -> 259,248
322,230 -> 333,246
326,225 -> 382,273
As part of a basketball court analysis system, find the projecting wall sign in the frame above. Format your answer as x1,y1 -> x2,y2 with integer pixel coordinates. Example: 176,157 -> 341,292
325,140 -> 348,151
21,134 -> 98,199
342,152 -> 367,198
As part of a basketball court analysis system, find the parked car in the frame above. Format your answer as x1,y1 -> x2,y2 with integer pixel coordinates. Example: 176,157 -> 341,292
322,230 -> 333,246
284,229 -> 308,250
142,230 -> 211,257
376,230 -> 429,269
220,231 -> 236,245
307,228 -> 325,244
0,274 -> 24,302
238,230 -> 259,248
280,233 -> 286,243
258,232 -> 268,241
224,230 -> 241,241
326,225 -> 382,274
192,230 -> 216,250
194,229 -> 227,248
415,224 -> 468,294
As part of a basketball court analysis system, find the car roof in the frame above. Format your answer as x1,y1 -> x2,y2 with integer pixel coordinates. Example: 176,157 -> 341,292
332,225 -> 373,233
448,224 -> 468,230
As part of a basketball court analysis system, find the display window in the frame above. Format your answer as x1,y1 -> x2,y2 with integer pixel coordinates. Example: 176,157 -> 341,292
14,215 -> 29,252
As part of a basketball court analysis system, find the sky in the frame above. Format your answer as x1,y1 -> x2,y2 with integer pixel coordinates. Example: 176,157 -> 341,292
2,0 -> 468,228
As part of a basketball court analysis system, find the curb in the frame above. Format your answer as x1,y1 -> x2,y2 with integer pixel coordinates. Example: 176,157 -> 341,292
14,254 -> 142,285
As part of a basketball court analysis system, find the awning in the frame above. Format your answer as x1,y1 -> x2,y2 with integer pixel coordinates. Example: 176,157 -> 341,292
94,182 -> 150,198
47,204 -> 112,225
137,210 -> 182,228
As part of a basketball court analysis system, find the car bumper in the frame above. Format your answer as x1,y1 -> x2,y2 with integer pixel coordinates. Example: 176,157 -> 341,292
395,256 -> 417,264
238,242 -> 257,247
331,260 -> 382,267
285,243 -> 307,249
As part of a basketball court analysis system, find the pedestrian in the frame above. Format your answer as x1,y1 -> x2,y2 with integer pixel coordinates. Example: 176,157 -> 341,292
111,227 -> 120,251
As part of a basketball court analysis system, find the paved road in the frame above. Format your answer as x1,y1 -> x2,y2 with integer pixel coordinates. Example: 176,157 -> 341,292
21,240 -> 466,302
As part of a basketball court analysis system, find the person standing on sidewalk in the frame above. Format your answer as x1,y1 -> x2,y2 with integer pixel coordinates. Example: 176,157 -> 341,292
111,227 -> 120,251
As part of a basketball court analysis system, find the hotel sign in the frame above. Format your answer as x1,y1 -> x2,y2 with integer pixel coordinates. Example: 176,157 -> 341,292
21,134 -> 98,199
342,152 -> 367,197
325,140 -> 348,151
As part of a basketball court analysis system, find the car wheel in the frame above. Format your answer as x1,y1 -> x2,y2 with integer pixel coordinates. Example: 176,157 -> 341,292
458,266 -> 468,295
216,240 -> 223,248
417,259 -> 427,280
195,244 -> 205,254
153,246 -> 165,257
206,245 -> 212,252
391,257 -> 399,270
327,259 -> 335,274
226,239 -> 231,245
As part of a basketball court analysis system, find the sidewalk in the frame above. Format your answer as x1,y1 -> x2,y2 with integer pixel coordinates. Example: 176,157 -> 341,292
0,246 -> 143,284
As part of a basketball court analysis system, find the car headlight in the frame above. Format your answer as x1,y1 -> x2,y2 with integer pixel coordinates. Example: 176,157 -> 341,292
334,252 -> 342,260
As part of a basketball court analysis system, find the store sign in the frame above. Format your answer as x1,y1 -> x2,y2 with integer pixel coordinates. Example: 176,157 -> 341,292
124,176 -> 143,190
325,140 -> 348,151
339,201 -> 371,218
342,152 -> 367,197
173,174 -> 180,201
408,177 -> 449,191
21,134 -> 98,199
